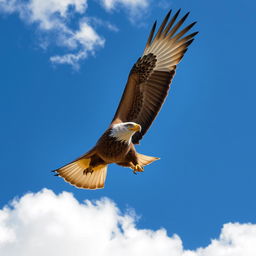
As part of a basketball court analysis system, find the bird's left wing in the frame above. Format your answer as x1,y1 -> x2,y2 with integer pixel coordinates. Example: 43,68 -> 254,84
111,10 -> 198,144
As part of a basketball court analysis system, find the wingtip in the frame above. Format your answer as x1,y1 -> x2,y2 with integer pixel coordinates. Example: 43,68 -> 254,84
165,9 -> 172,20
183,11 -> 190,20
173,9 -> 181,20
191,21 -> 197,27
187,38 -> 195,45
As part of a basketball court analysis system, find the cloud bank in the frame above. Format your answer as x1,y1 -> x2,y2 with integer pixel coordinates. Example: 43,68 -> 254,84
0,0 -> 150,68
0,189 -> 256,256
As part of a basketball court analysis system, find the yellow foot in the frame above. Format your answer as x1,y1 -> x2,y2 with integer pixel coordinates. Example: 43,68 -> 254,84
83,168 -> 93,175
133,164 -> 144,175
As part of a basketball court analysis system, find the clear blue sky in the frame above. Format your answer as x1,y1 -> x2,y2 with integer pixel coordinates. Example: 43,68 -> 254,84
0,0 -> 256,250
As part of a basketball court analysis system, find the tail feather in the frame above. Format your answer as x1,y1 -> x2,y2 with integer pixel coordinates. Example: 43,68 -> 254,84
54,158 -> 107,190
137,153 -> 159,167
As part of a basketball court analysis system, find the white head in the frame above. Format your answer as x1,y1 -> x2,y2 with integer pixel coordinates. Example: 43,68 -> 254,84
110,122 -> 142,144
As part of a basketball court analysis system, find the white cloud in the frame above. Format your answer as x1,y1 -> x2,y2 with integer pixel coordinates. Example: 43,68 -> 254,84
50,21 -> 105,69
0,189 -> 256,256
50,51 -> 87,69
0,0 -> 105,68
101,0 -> 149,10
100,0 -> 150,23
87,17 -> 119,32
0,0 -> 150,68
24,0 -> 87,30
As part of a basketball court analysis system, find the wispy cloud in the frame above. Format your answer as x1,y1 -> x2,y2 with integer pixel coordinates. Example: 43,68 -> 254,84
157,0 -> 172,10
0,189 -> 256,256
100,0 -> 150,24
0,0 -> 150,69
50,21 -> 105,69
0,0 -> 105,69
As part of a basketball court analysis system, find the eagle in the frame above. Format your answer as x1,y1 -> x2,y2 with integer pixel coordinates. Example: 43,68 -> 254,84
53,9 -> 198,189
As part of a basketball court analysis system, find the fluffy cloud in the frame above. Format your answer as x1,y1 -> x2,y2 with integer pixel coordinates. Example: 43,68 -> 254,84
0,0 -> 105,68
50,21 -> 105,69
0,189 -> 256,256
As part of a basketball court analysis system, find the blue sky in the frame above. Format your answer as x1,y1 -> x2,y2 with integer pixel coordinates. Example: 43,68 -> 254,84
1,0 -> 256,254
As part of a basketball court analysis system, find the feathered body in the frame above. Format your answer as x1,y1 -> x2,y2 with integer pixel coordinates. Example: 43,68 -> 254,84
96,126 -> 133,163
53,9 -> 198,189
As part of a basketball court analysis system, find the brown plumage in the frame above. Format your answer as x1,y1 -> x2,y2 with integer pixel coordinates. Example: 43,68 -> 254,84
53,10 -> 198,189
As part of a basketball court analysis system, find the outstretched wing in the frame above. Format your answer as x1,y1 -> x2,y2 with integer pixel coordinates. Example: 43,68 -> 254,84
111,9 -> 198,144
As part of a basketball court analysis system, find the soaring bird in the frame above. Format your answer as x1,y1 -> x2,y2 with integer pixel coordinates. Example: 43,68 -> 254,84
53,10 -> 198,189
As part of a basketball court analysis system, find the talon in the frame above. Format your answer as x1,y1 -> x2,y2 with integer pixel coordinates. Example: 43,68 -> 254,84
83,168 -> 93,175
133,164 -> 144,174
135,164 -> 144,172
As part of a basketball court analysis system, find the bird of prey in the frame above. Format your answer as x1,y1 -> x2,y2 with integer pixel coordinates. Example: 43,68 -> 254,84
53,9 -> 198,189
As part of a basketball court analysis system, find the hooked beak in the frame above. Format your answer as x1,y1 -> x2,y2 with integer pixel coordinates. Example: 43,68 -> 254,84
129,124 -> 141,132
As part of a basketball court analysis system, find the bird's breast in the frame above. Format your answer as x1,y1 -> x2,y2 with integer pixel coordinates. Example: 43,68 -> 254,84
96,131 -> 130,163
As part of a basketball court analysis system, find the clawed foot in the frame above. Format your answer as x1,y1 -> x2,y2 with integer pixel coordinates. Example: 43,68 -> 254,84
83,168 -> 94,175
133,164 -> 144,175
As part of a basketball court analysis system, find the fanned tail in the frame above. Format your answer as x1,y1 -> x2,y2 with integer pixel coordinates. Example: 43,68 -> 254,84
137,153 -> 159,167
53,158 -> 108,190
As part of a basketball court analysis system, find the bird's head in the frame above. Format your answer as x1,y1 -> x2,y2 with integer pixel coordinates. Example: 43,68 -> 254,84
110,122 -> 141,143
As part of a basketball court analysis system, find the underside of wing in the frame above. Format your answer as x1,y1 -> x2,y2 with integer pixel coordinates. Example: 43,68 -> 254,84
112,9 -> 198,144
